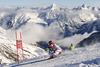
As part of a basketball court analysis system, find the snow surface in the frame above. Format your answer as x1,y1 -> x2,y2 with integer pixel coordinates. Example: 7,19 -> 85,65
1,43 -> 100,67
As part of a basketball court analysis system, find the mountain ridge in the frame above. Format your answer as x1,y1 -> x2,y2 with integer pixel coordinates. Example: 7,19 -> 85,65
76,31 -> 100,47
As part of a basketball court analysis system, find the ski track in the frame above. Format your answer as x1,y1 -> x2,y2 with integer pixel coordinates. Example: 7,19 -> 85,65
2,44 -> 100,67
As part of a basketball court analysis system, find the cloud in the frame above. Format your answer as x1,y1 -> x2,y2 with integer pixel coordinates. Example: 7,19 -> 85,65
6,21 -> 97,49
17,23 -> 46,43
13,23 -> 63,44
6,22 -> 94,46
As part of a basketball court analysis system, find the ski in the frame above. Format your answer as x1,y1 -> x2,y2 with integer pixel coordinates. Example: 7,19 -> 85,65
30,58 -> 49,64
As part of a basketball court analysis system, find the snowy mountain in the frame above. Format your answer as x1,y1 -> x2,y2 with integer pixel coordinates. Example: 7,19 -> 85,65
76,19 -> 100,34
43,4 -> 68,11
73,4 -> 99,11
0,11 -> 47,30
38,7 -> 97,37
0,4 -> 99,37
76,31 -> 100,47
44,4 -> 60,11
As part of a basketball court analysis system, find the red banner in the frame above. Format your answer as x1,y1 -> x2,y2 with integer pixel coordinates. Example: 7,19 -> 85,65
16,40 -> 22,49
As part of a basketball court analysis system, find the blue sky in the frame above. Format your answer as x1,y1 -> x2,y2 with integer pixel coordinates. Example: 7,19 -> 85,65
0,0 -> 100,6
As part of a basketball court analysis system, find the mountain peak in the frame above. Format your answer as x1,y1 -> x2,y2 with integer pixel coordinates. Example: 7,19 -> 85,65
73,4 -> 95,10
81,4 -> 88,10
51,3 -> 58,7
51,4 -> 59,11
82,4 -> 87,8
45,4 -> 59,11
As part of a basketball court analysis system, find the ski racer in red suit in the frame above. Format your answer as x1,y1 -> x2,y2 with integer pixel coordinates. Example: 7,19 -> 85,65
47,41 -> 62,59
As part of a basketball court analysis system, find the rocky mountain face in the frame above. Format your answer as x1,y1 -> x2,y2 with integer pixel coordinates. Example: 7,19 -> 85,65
76,31 -> 100,47
73,4 -> 99,11
0,4 -> 99,38
76,19 -> 100,34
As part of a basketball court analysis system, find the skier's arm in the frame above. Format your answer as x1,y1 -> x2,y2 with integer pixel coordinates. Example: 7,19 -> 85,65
46,46 -> 51,51
46,48 -> 49,51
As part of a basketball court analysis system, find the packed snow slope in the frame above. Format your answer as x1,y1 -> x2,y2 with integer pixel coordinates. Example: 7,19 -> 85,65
2,43 -> 100,67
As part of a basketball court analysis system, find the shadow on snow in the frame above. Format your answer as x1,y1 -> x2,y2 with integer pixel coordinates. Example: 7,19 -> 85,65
10,58 -> 49,67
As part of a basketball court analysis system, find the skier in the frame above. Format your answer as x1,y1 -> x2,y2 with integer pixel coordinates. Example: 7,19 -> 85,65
47,41 -> 62,59
70,43 -> 74,51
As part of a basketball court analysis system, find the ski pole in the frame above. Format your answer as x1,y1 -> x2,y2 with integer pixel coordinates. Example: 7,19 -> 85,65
58,41 -> 65,45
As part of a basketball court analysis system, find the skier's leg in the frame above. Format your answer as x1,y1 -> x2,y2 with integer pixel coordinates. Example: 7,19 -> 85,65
59,49 -> 62,54
54,49 -> 62,56
54,51 -> 59,56
59,50 -> 62,54
49,53 -> 55,59
49,52 -> 53,56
